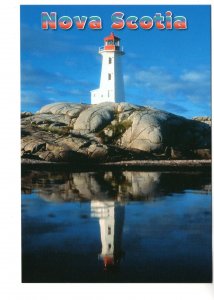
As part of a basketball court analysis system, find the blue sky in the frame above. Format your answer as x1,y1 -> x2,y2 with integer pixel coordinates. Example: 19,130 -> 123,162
21,5 -> 211,118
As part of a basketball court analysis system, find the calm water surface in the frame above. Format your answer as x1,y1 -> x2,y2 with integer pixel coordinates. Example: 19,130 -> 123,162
21,170 -> 212,283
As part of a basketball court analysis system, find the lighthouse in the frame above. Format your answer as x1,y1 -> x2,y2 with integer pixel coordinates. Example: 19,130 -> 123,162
91,33 -> 125,104
91,200 -> 125,270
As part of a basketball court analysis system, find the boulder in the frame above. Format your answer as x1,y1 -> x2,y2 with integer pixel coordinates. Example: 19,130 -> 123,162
38,102 -> 86,118
21,102 -> 211,162
121,108 -> 211,154
121,109 -> 166,152
74,102 -> 116,132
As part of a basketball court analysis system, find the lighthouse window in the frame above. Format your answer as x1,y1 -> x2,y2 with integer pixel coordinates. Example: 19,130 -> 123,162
109,57 -> 112,64
108,244 -> 111,250
108,226 -> 111,234
108,73 -> 111,80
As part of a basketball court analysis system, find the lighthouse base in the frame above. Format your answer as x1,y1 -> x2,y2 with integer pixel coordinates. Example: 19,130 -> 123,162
91,88 -> 118,105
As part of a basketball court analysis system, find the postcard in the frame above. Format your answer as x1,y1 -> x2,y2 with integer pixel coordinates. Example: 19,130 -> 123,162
21,5 -> 212,283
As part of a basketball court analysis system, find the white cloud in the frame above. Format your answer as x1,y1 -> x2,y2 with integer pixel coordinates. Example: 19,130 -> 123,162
180,70 -> 209,82
131,65 -> 210,102
135,67 -> 180,93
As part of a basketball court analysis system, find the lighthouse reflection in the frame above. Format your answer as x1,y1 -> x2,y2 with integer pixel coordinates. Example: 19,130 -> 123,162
91,200 -> 125,271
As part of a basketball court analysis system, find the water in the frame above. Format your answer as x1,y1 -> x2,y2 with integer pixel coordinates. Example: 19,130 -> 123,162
21,170 -> 212,283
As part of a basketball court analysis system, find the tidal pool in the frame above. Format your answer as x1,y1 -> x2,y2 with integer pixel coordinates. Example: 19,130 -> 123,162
21,170 -> 212,283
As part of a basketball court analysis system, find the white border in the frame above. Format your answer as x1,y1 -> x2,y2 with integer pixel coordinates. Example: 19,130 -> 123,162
0,1 -> 213,300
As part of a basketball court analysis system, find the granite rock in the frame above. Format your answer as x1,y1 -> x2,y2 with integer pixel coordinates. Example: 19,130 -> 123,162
21,102 -> 211,162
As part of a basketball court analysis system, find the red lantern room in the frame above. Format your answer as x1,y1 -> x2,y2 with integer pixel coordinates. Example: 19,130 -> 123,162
103,32 -> 121,51
103,255 -> 114,269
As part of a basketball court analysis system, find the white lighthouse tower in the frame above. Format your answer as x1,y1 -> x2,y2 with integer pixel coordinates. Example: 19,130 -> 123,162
91,200 -> 125,270
91,33 -> 125,104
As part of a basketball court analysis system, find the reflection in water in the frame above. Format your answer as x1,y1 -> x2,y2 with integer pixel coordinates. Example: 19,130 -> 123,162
21,170 -> 211,203
91,201 -> 125,270
21,170 -> 212,282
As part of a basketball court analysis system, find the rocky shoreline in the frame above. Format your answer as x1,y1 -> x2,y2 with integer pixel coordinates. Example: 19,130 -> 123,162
21,158 -> 211,172
21,102 -> 211,166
